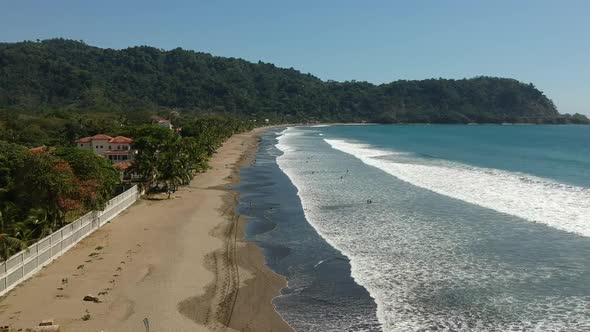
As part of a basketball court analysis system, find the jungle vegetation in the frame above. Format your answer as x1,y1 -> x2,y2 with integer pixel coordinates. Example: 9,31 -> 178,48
1,39 -> 587,125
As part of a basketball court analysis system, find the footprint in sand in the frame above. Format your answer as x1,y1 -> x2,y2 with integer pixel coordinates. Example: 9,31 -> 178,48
136,264 -> 155,283
110,297 -> 135,321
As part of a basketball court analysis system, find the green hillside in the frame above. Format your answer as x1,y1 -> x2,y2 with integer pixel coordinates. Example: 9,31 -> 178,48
0,39 -> 587,124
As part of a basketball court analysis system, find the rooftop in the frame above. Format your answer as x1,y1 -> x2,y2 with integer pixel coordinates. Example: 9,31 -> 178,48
113,161 -> 132,170
29,145 -> 48,153
109,136 -> 134,144
76,134 -> 133,144
77,134 -> 113,143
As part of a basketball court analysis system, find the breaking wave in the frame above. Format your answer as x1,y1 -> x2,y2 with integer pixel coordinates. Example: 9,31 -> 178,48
325,139 -> 590,237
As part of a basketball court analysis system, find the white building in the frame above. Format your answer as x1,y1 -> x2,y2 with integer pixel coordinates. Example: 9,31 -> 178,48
76,134 -> 135,162
157,119 -> 173,130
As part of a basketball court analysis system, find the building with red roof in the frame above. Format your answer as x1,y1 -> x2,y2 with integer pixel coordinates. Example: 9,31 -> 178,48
113,161 -> 132,170
76,134 -> 135,163
157,119 -> 173,130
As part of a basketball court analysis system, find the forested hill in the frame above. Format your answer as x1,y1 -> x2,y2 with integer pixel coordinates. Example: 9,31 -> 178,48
0,39 -> 587,124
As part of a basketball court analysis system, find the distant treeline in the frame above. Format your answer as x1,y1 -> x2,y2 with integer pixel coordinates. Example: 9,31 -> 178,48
1,39 -> 587,124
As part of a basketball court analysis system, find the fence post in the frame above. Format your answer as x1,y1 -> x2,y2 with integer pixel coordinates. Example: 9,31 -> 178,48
19,253 -> 24,282
60,228 -> 64,255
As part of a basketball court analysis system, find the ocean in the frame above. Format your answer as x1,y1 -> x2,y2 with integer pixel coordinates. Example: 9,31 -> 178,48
236,124 -> 590,332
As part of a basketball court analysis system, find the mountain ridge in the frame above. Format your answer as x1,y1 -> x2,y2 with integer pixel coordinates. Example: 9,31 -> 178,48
0,38 -> 587,124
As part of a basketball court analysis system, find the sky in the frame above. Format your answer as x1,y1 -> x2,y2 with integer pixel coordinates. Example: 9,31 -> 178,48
1,0 -> 589,115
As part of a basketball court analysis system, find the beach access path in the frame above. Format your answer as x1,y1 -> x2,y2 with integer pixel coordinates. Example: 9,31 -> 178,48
0,128 -> 292,332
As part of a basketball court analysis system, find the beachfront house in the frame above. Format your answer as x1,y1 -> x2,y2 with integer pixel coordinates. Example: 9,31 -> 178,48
76,134 -> 135,162
76,134 -> 137,181
76,134 -> 135,164
103,136 -> 135,162
157,119 -> 173,130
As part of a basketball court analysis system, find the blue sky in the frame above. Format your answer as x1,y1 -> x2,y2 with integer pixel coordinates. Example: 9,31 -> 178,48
2,0 -> 589,115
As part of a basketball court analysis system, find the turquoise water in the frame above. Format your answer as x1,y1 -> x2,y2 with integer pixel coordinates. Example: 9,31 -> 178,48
273,124 -> 590,331
324,125 -> 590,187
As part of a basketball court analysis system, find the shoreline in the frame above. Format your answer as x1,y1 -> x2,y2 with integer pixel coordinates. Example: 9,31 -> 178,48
253,126 -> 381,330
0,127 -> 292,331
181,126 -> 293,331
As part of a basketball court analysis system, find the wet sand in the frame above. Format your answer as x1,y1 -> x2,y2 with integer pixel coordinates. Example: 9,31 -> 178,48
0,128 -> 293,332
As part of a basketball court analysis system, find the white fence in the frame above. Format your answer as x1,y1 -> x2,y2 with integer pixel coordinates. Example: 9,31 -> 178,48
0,185 -> 140,296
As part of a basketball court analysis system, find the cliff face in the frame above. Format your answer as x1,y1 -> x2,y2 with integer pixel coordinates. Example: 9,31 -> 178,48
0,39 -> 578,124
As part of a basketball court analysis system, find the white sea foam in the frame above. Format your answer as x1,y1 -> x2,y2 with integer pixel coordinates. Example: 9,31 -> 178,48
325,139 -> 590,238
275,127 -> 590,331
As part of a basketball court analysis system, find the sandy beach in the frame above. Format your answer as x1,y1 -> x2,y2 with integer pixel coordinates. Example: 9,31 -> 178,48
0,128 -> 293,332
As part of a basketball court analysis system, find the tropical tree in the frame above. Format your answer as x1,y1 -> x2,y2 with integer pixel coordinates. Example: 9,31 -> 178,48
127,126 -> 177,191
54,147 -> 120,210
14,150 -> 79,230
12,208 -> 50,243
0,203 -> 28,261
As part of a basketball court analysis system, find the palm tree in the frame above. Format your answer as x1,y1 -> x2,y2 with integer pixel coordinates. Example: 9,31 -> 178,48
158,146 -> 188,198
13,208 -> 50,242
0,204 -> 28,261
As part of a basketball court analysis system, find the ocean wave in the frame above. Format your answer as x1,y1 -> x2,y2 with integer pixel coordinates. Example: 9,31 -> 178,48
275,127 -> 590,331
325,139 -> 590,238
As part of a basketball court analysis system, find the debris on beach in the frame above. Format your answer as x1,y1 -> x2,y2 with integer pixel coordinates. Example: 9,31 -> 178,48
81,309 -> 91,321
18,319 -> 62,331
82,295 -> 101,303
